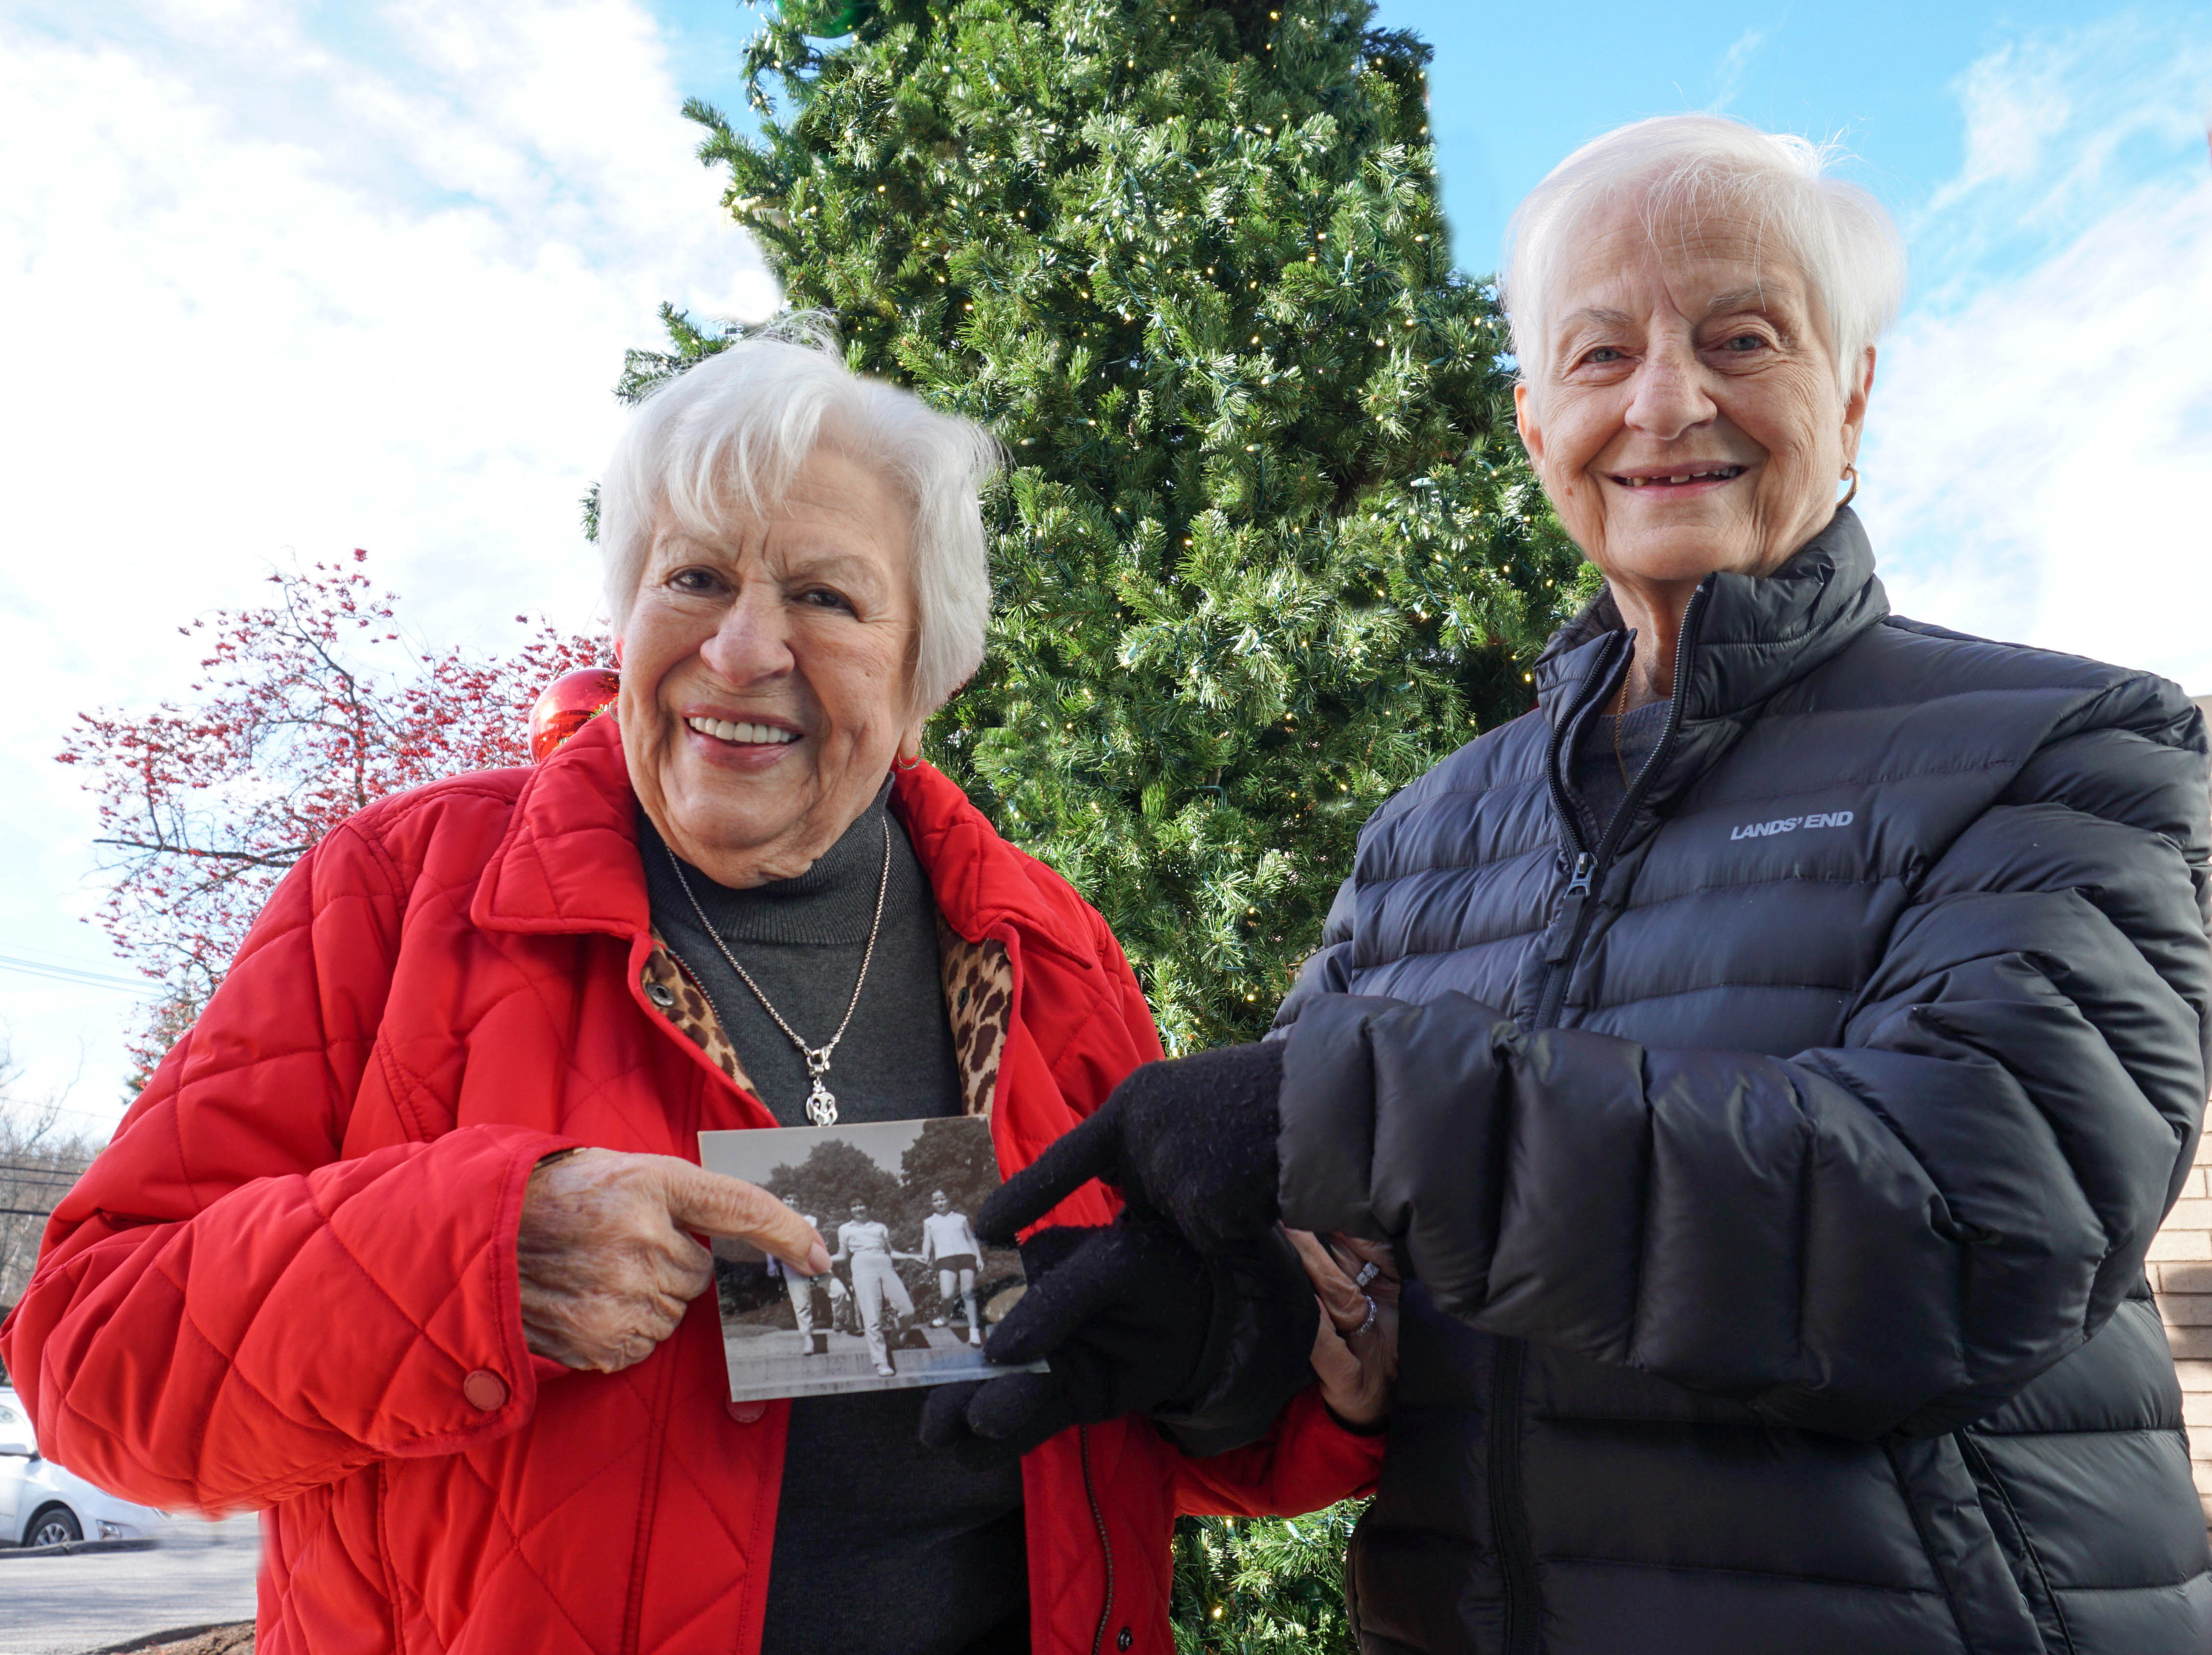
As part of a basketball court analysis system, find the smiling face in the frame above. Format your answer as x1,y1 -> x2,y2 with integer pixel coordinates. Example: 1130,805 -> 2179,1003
1514,195 -> 1873,607
850,1202 -> 869,1222
619,445 -> 923,888
930,1192 -> 949,1214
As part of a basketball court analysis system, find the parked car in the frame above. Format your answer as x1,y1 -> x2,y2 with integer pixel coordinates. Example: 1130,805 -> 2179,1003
0,1385 -> 177,1547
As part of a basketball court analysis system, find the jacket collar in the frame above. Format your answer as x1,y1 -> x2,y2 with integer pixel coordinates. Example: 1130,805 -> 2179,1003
470,713 -> 647,937
1533,506 -> 1889,731
470,711 -> 1075,955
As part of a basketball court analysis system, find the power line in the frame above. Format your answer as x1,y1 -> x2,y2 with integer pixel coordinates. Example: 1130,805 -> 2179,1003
0,1207 -> 56,1219
0,952 -> 150,994
8,1108 -> 126,1133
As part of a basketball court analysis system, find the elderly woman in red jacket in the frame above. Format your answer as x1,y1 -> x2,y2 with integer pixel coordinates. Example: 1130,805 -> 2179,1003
0,324 -> 1385,1655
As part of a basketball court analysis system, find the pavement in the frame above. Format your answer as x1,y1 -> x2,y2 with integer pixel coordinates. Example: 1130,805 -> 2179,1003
723,1320 -> 1032,1400
0,1516 -> 259,1655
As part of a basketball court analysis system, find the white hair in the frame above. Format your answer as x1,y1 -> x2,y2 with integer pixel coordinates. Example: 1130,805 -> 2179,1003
1502,115 -> 1906,396
598,315 -> 1000,715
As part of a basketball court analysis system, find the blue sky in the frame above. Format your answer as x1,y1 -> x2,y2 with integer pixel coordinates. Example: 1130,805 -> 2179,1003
641,0 -> 2205,293
0,0 -> 2206,1126
1393,0 -> 2111,282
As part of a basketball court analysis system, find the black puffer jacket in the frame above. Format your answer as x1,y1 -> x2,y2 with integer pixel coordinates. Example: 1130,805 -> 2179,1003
1274,511 -> 2212,1655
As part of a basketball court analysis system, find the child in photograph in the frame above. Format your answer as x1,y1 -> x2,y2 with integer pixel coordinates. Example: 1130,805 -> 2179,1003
768,1194 -> 847,1350
920,1189 -> 985,1349
830,1199 -> 922,1376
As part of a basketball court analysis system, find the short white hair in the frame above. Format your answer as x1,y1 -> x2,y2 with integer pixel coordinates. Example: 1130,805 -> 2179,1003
598,315 -> 1000,715
1502,114 -> 1906,395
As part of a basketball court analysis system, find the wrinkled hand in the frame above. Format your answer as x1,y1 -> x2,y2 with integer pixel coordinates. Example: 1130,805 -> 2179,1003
980,1042 -> 1285,1254
1289,1231 -> 1399,1430
517,1149 -> 830,1373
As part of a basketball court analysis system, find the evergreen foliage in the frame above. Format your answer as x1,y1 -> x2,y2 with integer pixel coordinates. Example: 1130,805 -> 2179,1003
629,0 -> 1584,1053
1170,1506 -> 1363,1652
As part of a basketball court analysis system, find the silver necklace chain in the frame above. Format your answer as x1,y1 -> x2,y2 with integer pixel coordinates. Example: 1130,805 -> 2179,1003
661,815 -> 892,1127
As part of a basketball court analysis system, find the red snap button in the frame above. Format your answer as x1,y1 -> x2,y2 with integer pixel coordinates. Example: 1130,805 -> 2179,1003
727,1399 -> 766,1425
462,1369 -> 509,1411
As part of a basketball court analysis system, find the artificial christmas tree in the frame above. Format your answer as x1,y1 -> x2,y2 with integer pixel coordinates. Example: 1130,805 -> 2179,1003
628,0 -> 1585,1052
1172,1502 -> 1365,1652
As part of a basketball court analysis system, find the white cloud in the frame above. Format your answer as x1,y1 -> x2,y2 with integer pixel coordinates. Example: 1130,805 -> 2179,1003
0,0 -> 777,1126
1929,40 -> 2074,204
1860,17 -> 2212,694
1707,28 -> 1765,115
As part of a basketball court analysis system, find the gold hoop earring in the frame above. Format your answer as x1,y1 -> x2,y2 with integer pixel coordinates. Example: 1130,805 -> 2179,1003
1839,464 -> 1859,508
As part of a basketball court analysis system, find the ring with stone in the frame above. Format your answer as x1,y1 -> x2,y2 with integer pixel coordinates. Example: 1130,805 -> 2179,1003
1352,1260 -> 1381,1290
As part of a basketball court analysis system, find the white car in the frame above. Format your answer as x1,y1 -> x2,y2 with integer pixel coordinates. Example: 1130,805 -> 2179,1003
0,1385 -> 178,1548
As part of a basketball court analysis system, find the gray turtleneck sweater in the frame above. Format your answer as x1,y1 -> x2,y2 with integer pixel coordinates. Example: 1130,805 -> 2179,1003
640,784 -> 1026,1655
1571,700 -> 1671,846
640,778 -> 961,1125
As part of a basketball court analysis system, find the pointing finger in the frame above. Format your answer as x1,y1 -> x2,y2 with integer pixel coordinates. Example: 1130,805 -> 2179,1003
979,1109 -> 1122,1244
659,1160 -> 830,1277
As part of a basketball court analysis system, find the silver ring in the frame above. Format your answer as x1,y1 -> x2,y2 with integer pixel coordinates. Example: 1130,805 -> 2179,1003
1351,1260 -> 1381,1290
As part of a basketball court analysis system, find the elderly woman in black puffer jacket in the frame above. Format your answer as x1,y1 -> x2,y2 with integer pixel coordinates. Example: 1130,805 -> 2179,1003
932,115 -> 2212,1655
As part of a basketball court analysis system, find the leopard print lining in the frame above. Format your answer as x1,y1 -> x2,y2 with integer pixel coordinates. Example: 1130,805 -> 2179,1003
640,929 -> 756,1095
937,915 -> 1013,1119
638,919 -> 1013,1119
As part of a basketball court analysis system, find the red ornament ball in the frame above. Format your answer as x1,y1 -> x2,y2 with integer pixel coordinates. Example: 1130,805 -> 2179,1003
529,668 -> 620,763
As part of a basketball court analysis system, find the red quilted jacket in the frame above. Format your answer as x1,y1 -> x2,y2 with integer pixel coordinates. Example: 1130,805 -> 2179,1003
1,716 -> 1379,1654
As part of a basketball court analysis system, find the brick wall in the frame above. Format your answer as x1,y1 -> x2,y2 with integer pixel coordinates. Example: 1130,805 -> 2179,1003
2149,693 -> 2212,1526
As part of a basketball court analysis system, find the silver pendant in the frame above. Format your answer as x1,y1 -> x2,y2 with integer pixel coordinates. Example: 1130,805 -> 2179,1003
805,1078 -> 839,1127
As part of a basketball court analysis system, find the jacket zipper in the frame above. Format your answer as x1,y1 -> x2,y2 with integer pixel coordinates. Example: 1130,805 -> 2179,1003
1534,586 -> 1710,1027
1081,1426 -> 1115,1655
1494,583 -> 1712,1655
1532,632 -> 1629,1028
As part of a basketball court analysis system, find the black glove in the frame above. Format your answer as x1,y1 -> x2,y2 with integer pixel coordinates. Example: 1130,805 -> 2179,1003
918,1212 -> 1318,1467
979,1041 -> 1285,1253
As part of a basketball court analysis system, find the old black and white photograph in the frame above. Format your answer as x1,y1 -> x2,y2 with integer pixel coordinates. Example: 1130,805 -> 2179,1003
698,1116 -> 1041,1402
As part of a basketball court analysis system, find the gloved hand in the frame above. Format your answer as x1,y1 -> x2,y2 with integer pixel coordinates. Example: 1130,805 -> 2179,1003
918,1211 -> 1318,1467
979,1041 -> 1285,1253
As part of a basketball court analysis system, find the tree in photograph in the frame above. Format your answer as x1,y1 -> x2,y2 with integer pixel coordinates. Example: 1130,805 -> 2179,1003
59,552 -> 607,1085
641,0 -> 1585,1053
894,1115 -> 1000,1229
763,1136 -> 906,1227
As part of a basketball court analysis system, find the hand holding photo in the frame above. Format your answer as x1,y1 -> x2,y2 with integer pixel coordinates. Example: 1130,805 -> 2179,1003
699,1116 -> 1046,1402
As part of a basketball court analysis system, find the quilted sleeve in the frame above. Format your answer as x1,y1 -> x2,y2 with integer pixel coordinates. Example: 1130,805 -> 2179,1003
0,823 -> 574,1512
1171,1387 -> 1384,1518
1280,699 -> 2212,1439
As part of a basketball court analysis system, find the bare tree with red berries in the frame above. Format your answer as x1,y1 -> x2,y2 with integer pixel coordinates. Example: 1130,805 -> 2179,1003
60,551 -> 607,1086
